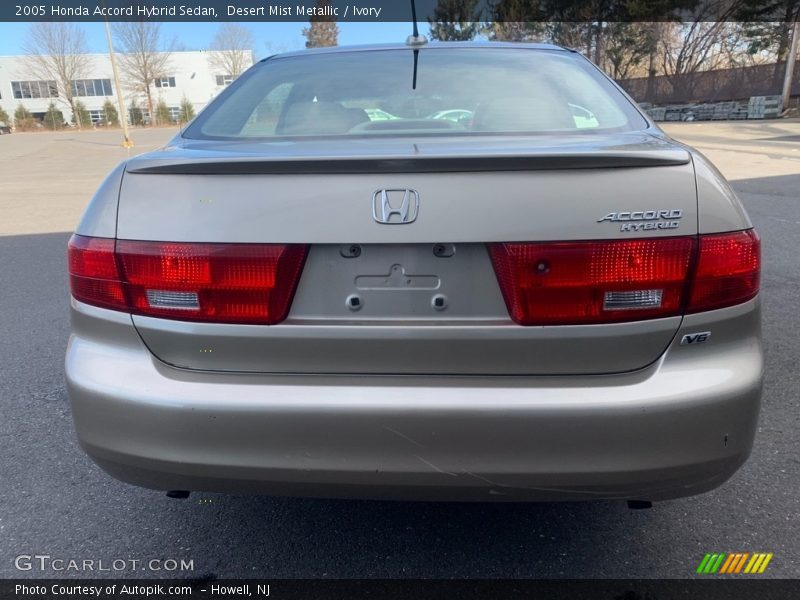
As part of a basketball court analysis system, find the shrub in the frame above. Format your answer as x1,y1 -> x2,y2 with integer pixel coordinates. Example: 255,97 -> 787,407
14,104 -> 37,131
102,99 -> 119,127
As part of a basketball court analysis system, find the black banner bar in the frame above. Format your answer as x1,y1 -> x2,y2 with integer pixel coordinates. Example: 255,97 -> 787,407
2,0 -> 799,23
3,579 -> 800,600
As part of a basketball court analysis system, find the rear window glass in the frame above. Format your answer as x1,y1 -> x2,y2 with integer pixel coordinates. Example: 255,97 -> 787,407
185,47 -> 647,140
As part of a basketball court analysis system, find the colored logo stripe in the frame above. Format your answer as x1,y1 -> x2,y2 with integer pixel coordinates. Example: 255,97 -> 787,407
697,553 -> 726,574
744,553 -> 774,574
698,553 -> 773,574
696,554 -> 713,574
734,553 -> 751,573
719,553 -> 737,574
719,553 -> 749,573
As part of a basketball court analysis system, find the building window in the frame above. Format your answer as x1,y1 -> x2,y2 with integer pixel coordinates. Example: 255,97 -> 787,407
88,110 -> 105,124
154,77 -> 176,88
215,74 -> 234,86
12,80 -> 58,99
71,79 -> 113,97
168,106 -> 181,122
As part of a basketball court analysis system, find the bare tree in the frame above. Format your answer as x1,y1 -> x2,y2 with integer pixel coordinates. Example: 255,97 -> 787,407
545,22 -> 593,54
113,22 -> 173,126
659,21 -> 728,101
644,22 -> 664,102
207,24 -> 255,79
264,41 -> 292,56
22,23 -> 93,129
302,0 -> 339,48
655,0 -> 744,100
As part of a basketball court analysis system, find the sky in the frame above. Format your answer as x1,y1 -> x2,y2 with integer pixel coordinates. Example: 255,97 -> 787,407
0,22 -> 422,57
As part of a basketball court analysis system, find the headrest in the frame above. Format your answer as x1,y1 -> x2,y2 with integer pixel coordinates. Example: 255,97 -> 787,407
472,97 -> 575,132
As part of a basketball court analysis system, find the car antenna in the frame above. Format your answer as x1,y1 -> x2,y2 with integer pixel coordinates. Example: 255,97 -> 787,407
406,0 -> 427,90
406,0 -> 428,46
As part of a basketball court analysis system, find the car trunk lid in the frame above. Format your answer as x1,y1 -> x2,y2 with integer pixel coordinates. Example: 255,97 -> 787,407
118,133 -> 697,375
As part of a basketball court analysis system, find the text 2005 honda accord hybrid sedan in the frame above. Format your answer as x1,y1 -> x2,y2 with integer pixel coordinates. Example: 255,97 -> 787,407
66,42 -> 762,503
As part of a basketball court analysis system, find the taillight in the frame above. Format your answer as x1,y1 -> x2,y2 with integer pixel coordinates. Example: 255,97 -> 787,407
68,235 -> 308,325
67,235 -> 127,311
687,230 -> 760,313
488,237 -> 695,325
489,230 -> 761,325
489,231 -> 760,325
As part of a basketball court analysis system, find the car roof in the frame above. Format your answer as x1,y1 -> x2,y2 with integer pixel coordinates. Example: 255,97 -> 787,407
267,41 -> 570,61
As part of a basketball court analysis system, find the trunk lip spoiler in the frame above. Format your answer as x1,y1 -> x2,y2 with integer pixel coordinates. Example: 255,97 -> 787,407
126,151 -> 691,175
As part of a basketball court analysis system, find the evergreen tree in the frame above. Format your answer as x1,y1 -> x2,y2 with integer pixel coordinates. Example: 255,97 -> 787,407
102,99 -> 119,127
302,0 -> 339,48
428,0 -> 483,41
485,0 -> 546,42
603,22 -> 653,80
129,99 -> 144,127
179,96 -> 195,122
72,99 -> 91,128
155,98 -> 172,126
736,2 -> 800,87
0,105 -> 9,125
735,0 -> 800,77
14,104 -> 33,121
14,104 -> 37,131
44,102 -> 65,130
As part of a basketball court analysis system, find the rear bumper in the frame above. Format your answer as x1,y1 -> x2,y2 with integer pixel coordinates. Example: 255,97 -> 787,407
66,299 -> 763,501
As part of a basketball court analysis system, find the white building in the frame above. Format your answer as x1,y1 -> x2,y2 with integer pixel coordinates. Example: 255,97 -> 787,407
0,50 -> 246,126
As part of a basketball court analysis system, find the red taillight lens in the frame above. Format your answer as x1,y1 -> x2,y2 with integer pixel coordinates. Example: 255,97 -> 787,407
688,230 -> 760,313
67,235 -> 127,311
489,231 -> 761,325
488,237 -> 696,325
67,235 -> 308,325
116,241 -> 308,324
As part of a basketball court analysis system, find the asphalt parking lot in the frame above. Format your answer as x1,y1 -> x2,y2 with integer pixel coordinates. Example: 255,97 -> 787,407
0,122 -> 798,579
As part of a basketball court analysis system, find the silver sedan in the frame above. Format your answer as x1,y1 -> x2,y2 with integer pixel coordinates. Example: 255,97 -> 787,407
66,42 -> 762,503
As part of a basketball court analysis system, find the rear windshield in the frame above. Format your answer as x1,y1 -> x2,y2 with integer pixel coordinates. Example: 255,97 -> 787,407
184,47 -> 647,140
